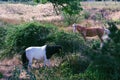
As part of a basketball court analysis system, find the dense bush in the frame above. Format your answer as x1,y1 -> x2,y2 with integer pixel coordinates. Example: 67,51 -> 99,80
0,27 -> 7,49
80,55 -> 118,80
1,22 -> 84,58
3,22 -> 57,57
51,31 -> 84,53
60,54 -> 89,75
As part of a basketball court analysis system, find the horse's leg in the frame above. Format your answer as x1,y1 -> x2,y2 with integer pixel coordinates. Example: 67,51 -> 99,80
44,59 -> 47,67
47,59 -> 50,67
28,59 -> 33,69
98,35 -> 104,48
100,42 -> 104,48
81,32 -> 87,41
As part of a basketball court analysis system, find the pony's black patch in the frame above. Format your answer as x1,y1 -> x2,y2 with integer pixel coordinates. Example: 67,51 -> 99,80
46,45 -> 62,59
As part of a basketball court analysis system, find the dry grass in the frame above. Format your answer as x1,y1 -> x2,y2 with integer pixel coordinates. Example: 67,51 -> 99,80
0,3 -> 62,24
82,2 -> 120,21
0,2 -> 120,25
81,1 -> 120,9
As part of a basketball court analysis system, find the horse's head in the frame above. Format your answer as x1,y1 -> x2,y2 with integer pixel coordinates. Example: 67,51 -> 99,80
46,45 -> 62,59
72,23 -> 77,32
72,23 -> 83,33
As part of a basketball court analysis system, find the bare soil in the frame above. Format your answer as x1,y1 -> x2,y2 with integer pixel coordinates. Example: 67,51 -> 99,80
0,57 -> 21,80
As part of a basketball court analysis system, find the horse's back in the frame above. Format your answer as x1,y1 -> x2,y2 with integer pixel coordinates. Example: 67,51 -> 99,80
85,28 -> 98,36
25,45 -> 47,60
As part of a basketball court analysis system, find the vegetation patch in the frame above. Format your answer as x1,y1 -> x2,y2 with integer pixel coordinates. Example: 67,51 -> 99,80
0,72 -> 3,79
0,21 -> 84,58
0,27 -> 7,49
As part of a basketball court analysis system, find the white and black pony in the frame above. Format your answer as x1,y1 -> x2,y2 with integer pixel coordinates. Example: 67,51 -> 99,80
22,45 -> 62,69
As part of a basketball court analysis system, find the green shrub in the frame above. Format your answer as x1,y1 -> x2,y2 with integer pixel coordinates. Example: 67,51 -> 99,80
0,72 -> 3,79
51,31 -> 84,53
62,13 -> 81,25
60,54 -> 89,75
83,10 -> 91,19
35,67 -> 63,80
48,0 -> 83,25
3,22 -> 57,57
0,27 -> 7,49
83,55 -> 117,80
2,22 -> 84,58
69,74 -> 82,80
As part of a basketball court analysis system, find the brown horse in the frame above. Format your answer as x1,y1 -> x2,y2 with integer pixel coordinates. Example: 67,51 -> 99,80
73,23 -> 110,48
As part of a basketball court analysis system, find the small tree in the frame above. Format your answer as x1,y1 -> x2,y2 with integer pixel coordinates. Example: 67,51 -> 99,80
48,0 -> 83,25
34,0 -> 83,25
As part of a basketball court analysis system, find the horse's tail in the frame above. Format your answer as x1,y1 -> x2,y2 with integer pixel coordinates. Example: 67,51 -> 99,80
21,51 -> 28,69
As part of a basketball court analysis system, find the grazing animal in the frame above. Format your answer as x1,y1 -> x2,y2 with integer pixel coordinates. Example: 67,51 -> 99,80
73,23 -> 110,48
22,45 -> 62,69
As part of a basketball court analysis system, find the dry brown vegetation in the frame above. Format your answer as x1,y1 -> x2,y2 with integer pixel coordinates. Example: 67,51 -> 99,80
0,3 -> 62,24
0,57 -> 21,80
0,2 -> 120,25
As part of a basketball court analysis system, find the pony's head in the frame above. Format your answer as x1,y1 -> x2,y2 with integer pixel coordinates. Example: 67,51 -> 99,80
46,45 -> 62,59
72,23 -> 77,32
